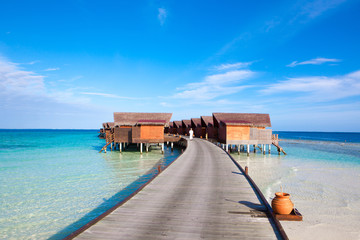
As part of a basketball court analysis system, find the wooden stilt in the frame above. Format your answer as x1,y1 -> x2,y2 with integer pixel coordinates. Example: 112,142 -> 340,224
120,142 -> 122,153
263,144 -> 266,155
253,145 -> 256,153
140,143 -> 143,154
268,144 -> 271,154
171,142 -> 173,152
161,143 -> 164,154
226,144 -> 229,152
247,144 -> 250,156
146,143 -> 149,153
238,144 -> 240,155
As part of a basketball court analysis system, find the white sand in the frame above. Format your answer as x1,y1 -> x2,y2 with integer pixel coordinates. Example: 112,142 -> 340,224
232,145 -> 360,240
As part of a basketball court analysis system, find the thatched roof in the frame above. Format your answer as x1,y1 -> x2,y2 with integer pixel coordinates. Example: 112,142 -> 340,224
105,122 -> 115,128
113,112 -> 172,126
201,116 -> 214,127
173,121 -> 183,128
213,113 -> 271,128
191,118 -> 202,128
182,120 -> 192,128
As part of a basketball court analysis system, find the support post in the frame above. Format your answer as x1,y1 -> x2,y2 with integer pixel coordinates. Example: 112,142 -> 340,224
268,144 -> 271,154
263,144 -> 266,155
245,166 -> 248,175
110,142 -> 113,151
238,144 -> 240,155
146,143 -> 149,153
140,143 -> 143,154
161,143 -> 164,154
171,142 -> 173,152
120,142 -> 122,153
253,145 -> 256,153
247,144 -> 250,156
226,144 -> 229,152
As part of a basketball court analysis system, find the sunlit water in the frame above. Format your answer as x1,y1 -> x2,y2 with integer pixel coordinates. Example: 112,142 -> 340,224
231,133 -> 360,239
0,130 -> 181,240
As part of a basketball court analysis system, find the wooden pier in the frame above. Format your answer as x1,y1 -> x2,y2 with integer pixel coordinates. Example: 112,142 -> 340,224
72,138 -> 287,240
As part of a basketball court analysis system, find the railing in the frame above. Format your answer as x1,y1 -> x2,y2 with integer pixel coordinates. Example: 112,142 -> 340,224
272,134 -> 279,141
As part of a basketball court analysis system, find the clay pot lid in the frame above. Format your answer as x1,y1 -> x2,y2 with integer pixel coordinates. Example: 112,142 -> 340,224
275,192 -> 290,198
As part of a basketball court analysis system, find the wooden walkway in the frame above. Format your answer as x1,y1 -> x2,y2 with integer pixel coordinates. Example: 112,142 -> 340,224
74,138 -> 285,239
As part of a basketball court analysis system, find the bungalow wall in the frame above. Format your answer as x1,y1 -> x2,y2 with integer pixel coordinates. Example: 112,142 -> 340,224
219,125 -> 272,144
132,125 -> 164,143
105,129 -> 113,143
183,127 -> 190,136
207,127 -> 217,140
227,125 -> 250,141
114,126 -> 132,143
176,128 -> 184,135
194,127 -> 202,138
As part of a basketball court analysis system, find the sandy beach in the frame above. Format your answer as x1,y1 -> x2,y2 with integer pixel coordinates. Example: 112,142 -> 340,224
232,140 -> 360,240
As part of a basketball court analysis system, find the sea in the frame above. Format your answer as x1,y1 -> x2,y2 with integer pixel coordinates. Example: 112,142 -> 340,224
231,131 -> 360,240
0,130 -> 181,240
1,130 -> 360,240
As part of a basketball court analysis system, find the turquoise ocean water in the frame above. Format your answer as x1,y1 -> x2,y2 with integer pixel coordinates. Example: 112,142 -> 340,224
0,130 -> 181,240
2,130 -> 360,239
232,131 -> 360,239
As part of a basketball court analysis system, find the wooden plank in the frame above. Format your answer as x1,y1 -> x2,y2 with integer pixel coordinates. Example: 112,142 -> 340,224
275,209 -> 303,221
73,138 -> 286,240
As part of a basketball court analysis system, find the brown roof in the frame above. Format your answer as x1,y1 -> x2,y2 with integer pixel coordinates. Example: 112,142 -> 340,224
201,116 -> 214,127
113,112 -> 172,126
105,122 -> 115,128
191,118 -> 202,128
173,121 -> 183,128
213,113 -> 271,128
182,120 -> 192,128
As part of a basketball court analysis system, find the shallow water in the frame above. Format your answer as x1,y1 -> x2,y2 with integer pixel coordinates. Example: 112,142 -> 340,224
0,130 -> 181,240
231,139 -> 360,239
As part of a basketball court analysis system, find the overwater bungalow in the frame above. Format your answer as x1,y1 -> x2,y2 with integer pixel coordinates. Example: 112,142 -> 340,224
212,113 -> 272,154
201,116 -> 217,140
191,118 -> 204,138
173,121 -> 183,135
113,112 -> 172,153
104,122 -> 115,144
167,121 -> 177,135
182,120 -> 192,136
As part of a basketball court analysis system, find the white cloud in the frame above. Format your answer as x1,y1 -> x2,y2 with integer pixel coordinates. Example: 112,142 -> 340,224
44,67 -> 60,71
80,92 -> 146,100
0,56 -> 89,106
300,0 -> 347,19
0,57 -> 46,96
173,69 -> 255,100
262,70 -> 360,102
158,8 -> 167,26
214,62 -> 253,71
287,57 -> 341,67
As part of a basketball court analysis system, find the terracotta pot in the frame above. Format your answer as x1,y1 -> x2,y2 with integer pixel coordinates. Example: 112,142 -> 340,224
271,192 -> 294,215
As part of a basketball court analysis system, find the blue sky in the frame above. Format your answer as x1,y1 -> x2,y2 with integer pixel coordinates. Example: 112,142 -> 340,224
1,0 -> 360,131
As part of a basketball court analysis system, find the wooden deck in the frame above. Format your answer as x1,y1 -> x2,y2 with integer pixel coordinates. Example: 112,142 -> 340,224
73,138 -> 286,239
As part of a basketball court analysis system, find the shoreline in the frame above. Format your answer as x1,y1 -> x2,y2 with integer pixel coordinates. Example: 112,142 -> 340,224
231,140 -> 360,240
